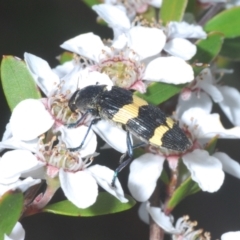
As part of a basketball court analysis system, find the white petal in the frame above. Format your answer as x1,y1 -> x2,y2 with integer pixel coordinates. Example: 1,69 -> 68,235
52,61 -> 75,79
24,53 -> 60,96
138,202 -> 149,224
128,153 -> 164,201
0,177 -> 41,196
195,68 -> 223,103
214,152 -> 240,179
15,177 -> 41,192
181,107 -> 240,139
167,22 -> 207,39
221,231 -> 240,240
10,99 -> 54,141
0,150 -> 40,184
59,169 -> 98,208
5,222 -> 25,240
88,164 -> 128,203
164,38 -> 196,60
182,149 -> 224,192
78,71 -> 113,90
200,82 -> 223,103
128,26 -> 166,59
176,91 -> 212,119
149,0 -> 162,8
21,166 -> 46,180
146,202 -> 179,233
144,56 -> 194,84
217,86 -> 240,126
0,136 -> 38,153
1,123 -> 12,142
60,126 -> 97,158
92,120 -> 127,153
60,33 -> 105,62
92,4 -> 130,30
112,33 -> 128,49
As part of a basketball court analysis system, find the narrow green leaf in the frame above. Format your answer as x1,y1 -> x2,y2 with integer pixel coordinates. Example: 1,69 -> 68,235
82,0 -> 99,7
135,82 -> 185,105
220,37 -> 240,61
190,32 -> 223,75
204,7 -> 240,38
160,0 -> 188,25
43,193 -> 136,216
167,177 -> 200,210
59,51 -> 74,65
0,191 -> 24,240
1,56 -> 41,111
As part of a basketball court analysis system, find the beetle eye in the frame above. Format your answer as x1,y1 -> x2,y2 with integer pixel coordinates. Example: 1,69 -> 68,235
68,101 -> 77,112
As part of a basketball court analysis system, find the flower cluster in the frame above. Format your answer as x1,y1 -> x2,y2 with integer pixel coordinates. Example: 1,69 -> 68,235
2,0 -> 240,239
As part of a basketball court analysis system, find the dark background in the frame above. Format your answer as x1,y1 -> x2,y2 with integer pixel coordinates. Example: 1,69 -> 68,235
1,0 -> 240,239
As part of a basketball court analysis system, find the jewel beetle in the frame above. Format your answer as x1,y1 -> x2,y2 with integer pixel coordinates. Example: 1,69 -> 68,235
68,85 -> 192,185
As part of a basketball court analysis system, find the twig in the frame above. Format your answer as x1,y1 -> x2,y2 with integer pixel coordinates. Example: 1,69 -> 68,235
198,3 -> 225,26
149,182 -> 165,240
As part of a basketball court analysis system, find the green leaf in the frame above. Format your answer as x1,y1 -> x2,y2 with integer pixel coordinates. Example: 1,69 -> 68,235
1,56 -> 41,111
43,193 -> 136,217
59,51 -> 74,64
190,32 -> 223,75
135,82 -> 185,105
160,0 -> 188,25
167,177 -> 200,210
204,7 -> 240,38
0,191 -> 24,240
220,37 -> 240,61
82,0 -> 99,7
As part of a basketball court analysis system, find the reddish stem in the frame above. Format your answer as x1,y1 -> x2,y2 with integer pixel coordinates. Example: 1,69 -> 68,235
149,182 -> 165,240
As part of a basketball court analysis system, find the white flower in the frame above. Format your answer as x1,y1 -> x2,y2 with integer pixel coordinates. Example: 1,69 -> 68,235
128,150 -> 225,202
4,53 -> 75,151
4,222 -> 25,240
139,203 -> 210,239
3,53 -> 127,155
91,4 -> 194,87
61,7 -> 194,92
180,107 -> 240,139
176,67 -> 240,126
96,3 -> 205,63
128,107 -> 240,202
164,21 -> 207,60
1,136 -> 127,209
140,204 -> 240,239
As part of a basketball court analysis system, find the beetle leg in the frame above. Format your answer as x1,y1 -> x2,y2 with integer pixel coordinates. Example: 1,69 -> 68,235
111,132 -> 147,187
68,118 -> 101,152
